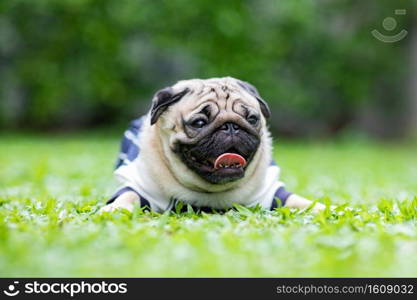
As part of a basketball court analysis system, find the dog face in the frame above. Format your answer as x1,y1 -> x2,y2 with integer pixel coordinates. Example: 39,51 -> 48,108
149,77 -> 270,185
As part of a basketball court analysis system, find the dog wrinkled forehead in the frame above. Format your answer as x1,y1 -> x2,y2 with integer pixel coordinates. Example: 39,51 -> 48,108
150,77 -> 270,125
172,77 -> 241,96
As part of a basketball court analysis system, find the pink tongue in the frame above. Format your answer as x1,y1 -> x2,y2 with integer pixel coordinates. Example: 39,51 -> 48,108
214,153 -> 247,169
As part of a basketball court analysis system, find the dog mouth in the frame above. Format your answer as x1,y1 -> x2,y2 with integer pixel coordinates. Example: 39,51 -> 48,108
182,147 -> 249,176
176,126 -> 260,184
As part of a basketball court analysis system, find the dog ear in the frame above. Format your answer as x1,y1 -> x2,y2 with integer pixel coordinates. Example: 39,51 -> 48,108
150,87 -> 190,125
237,80 -> 271,119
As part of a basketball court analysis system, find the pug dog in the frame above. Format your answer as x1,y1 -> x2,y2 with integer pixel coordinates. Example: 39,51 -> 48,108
100,77 -> 325,213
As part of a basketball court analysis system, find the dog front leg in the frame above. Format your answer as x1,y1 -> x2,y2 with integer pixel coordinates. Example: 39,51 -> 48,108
99,191 -> 139,213
285,194 -> 326,213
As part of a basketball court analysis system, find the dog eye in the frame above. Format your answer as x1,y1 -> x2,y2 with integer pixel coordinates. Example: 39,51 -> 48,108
247,115 -> 259,125
191,119 -> 207,128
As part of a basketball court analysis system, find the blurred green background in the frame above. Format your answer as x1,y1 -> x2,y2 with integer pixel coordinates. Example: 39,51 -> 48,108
1,0 -> 416,138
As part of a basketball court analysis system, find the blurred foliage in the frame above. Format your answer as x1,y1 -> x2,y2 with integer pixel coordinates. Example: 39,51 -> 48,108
0,0 -> 415,136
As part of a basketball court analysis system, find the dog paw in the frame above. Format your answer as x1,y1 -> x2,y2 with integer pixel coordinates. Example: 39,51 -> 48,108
99,191 -> 140,214
310,202 -> 326,213
312,203 -> 342,213
99,201 -> 134,213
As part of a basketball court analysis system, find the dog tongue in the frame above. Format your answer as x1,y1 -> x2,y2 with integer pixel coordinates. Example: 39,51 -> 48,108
214,153 -> 247,169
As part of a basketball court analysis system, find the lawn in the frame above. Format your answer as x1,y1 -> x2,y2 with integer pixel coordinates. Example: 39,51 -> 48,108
1,133 -> 417,277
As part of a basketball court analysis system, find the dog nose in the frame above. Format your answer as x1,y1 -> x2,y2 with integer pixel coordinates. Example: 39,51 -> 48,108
220,122 -> 240,134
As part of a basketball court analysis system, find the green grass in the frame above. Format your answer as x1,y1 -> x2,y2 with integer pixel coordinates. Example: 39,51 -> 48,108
1,133 -> 417,277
